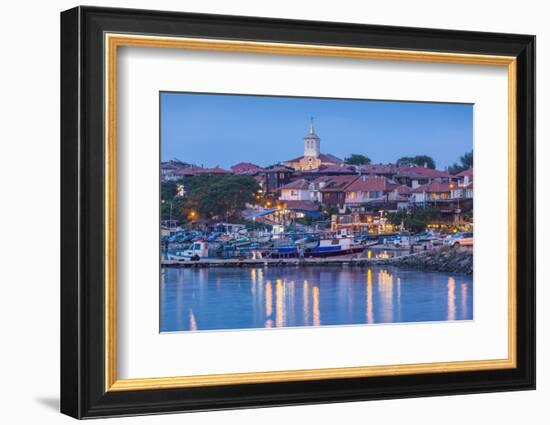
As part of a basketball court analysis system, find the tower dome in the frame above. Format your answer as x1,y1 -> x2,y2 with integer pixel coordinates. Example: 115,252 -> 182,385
304,117 -> 320,157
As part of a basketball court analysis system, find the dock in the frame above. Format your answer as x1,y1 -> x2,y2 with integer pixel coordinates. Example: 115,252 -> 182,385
162,255 -> 401,268
159,245 -> 470,272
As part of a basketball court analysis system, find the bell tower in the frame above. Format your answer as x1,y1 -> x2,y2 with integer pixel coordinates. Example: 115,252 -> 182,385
303,117 -> 320,157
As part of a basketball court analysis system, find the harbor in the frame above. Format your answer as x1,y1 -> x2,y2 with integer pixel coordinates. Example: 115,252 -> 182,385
161,221 -> 473,273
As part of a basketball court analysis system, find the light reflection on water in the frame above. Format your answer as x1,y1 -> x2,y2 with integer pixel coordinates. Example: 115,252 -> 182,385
160,266 -> 473,332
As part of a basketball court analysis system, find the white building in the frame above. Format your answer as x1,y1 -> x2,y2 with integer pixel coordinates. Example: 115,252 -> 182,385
410,181 -> 452,204
279,179 -> 313,201
451,168 -> 474,200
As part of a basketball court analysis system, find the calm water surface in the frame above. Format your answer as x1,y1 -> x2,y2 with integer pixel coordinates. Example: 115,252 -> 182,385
160,266 -> 473,332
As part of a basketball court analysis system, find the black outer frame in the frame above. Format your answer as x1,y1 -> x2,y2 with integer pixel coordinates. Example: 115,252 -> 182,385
60,6 -> 535,419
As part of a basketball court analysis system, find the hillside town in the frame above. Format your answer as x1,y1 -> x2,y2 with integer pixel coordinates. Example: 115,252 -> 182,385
160,120 -> 473,262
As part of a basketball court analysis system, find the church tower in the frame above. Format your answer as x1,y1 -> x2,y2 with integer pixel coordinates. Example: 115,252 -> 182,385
303,117 -> 321,157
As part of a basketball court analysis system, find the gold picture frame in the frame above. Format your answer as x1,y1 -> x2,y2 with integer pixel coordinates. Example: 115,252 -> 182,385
104,33 -> 517,392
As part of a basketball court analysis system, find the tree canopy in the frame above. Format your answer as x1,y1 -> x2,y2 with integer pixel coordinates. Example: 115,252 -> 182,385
344,154 -> 371,165
161,180 -> 178,200
161,174 -> 261,222
396,155 -> 436,169
447,150 -> 473,175
387,206 -> 442,233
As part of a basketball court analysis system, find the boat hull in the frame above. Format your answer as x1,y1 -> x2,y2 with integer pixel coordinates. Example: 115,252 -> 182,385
262,245 -> 364,259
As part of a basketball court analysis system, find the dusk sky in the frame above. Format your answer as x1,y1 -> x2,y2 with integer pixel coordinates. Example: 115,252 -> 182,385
160,92 -> 473,170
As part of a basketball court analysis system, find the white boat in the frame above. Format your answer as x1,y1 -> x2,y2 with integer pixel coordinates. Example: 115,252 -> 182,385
166,241 -> 209,261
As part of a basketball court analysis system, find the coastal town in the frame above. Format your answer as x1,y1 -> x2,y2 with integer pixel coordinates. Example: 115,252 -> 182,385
160,120 -> 473,270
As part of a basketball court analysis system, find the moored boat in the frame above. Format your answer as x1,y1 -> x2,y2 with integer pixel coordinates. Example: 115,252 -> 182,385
166,241 -> 209,261
261,235 -> 364,259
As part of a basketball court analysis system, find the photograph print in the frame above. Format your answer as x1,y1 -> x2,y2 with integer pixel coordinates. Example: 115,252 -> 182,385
160,92 -> 474,333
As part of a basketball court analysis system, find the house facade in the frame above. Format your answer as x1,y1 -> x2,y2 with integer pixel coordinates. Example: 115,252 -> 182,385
318,175 -> 359,206
344,175 -> 393,206
411,181 -> 453,204
262,164 -> 295,193
455,168 -> 473,185
279,179 -> 313,201
160,158 -> 195,181
395,166 -> 453,188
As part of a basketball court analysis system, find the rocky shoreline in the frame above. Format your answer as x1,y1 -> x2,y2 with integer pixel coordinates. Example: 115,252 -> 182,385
373,247 -> 473,275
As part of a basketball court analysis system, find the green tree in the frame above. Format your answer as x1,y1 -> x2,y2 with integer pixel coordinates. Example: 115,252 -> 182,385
387,206 -> 443,233
161,180 -> 178,200
344,153 -> 371,165
460,151 -> 473,168
397,155 -> 436,169
161,196 -> 187,221
448,150 -> 473,175
160,175 -> 262,223
186,175 -> 261,221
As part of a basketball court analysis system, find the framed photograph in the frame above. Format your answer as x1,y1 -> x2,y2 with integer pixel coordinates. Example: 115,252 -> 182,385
60,6 -> 535,419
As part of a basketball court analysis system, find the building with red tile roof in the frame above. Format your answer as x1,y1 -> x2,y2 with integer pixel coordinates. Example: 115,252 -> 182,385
230,162 -> 262,174
455,167 -> 473,178
411,181 -> 454,203
317,175 -> 359,206
454,167 -> 473,186
206,166 -> 233,174
302,164 -> 356,175
279,179 -> 311,191
173,167 -> 203,176
394,165 -> 453,188
394,184 -> 412,195
359,163 -> 400,176
174,166 -> 233,177
279,179 -> 313,202
344,176 -> 397,207
160,158 -> 196,181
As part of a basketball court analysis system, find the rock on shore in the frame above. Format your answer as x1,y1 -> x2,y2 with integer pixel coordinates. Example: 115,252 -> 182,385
375,247 -> 473,275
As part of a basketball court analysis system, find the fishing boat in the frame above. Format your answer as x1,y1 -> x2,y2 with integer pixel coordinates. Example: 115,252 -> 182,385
353,231 -> 381,247
261,234 -> 365,259
294,235 -> 321,249
166,241 -> 209,261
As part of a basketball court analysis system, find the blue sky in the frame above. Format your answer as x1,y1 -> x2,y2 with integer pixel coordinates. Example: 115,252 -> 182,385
161,92 -> 472,170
